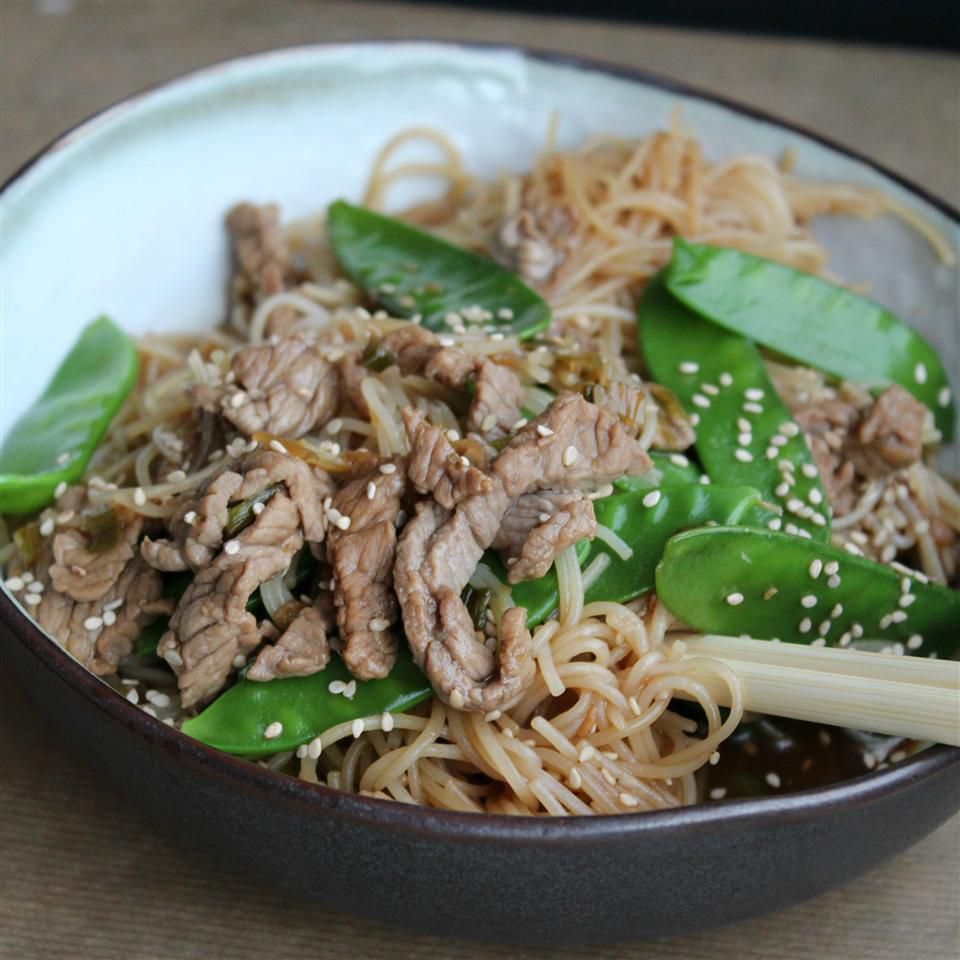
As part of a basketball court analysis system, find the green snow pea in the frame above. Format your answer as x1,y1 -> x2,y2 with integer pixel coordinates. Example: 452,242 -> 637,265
181,646 -> 432,757
612,450 -> 702,492
510,484 -> 780,629
638,271 -> 830,540
327,201 -> 550,338
0,317 -> 139,514
665,239 -> 956,439
655,526 -> 960,657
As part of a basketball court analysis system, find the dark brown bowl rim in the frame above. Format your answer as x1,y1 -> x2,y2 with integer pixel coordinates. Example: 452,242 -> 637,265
1,40 -> 957,844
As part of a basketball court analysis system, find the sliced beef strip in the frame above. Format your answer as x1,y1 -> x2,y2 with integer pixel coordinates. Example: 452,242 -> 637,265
492,490 -> 596,583
157,451 -> 333,706
337,352 -> 370,416
217,336 -> 339,439
489,206 -> 575,286
247,605 -> 330,681
325,462 -> 406,680
403,408 -> 494,509
380,324 -> 525,438
394,393 -> 652,712
854,384 -> 927,475
36,554 -> 170,676
226,202 -> 298,339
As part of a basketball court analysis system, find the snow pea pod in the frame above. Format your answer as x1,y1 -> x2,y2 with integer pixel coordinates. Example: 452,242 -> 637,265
655,526 -> 960,658
326,201 -> 550,338
665,239 -> 956,439
511,484 -> 780,629
180,646 -> 432,757
638,271 -> 830,540
612,450 -> 702,492
0,316 -> 139,514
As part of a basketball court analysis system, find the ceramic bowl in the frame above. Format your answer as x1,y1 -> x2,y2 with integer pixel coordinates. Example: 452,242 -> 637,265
1,43 -> 958,945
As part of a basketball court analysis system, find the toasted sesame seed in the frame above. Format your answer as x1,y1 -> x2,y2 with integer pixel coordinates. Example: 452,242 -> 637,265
642,490 -> 662,508
511,418 -> 528,431
347,718 -> 363,739
125,688 -> 140,704
736,417 -> 751,433
709,787 -> 727,800
577,744 -> 596,763
342,681 -> 357,700
145,690 -> 170,708
369,617 -> 391,632
744,388 -> 765,401
328,680 -> 346,695
450,689 -> 466,710
914,362 -> 928,384
824,561 -> 839,575
678,361 -> 699,374
800,594 -> 818,609
562,445 -> 579,466
4,577 -> 24,592
83,615 -> 103,631
767,518 -> 782,531
26,581 -> 44,594
692,393 -> 710,409
263,721 -> 283,740
808,488 -> 823,505
38,517 -> 55,537
701,383 -> 719,396
737,432 -> 752,446
798,617 -> 812,633
765,772 -> 781,788
734,448 -> 753,463
223,539 -> 240,556
890,610 -> 908,623
536,424 -> 554,437
709,751 -> 720,765
269,439 -> 287,455
24,593 -> 41,606
690,414 -> 700,426
719,372 -> 733,387
765,446 -> 778,460
725,592 -> 745,606
335,515 -> 351,531
568,768 -> 583,790
938,386 -> 952,407
899,594 -> 916,608
743,402 -> 763,414
780,422 -> 800,437
669,454 -> 689,467
775,482 -> 790,498
808,559 -> 823,579
619,792 -> 639,808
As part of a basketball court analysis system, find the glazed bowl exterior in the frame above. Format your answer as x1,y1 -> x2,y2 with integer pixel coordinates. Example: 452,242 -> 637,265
1,42 -> 958,945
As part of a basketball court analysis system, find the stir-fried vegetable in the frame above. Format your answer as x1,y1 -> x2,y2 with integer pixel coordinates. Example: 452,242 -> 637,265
638,272 -> 830,540
665,239 -> 956,439
0,317 -> 139,513
511,484 -> 780,628
655,526 -> 960,657
223,483 -> 281,539
327,201 -> 551,338
181,646 -> 432,757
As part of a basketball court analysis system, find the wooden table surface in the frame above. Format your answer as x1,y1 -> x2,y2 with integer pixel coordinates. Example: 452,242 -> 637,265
1,2 -> 958,958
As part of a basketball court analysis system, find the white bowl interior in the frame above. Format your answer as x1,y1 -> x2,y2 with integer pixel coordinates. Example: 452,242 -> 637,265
2,42 -> 958,462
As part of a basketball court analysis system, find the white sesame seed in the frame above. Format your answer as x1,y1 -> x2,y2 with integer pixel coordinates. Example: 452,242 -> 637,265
863,753 -> 877,770
785,523 -> 800,536
824,561 -> 839,575
669,454 -> 689,467
914,362 -> 927,384
232,654 -> 246,669
906,634 -> 923,650
4,577 -> 24,592
145,690 -> 170,708
102,610 -> 117,627
365,481 -> 377,502
765,772 -> 781,788
449,689 -> 466,710
263,721 -> 283,740
709,787 -> 727,800
484,709 -> 502,723
899,594 -> 916,608
349,718 -> 364,739
328,680 -> 346,694
21,571 -> 35,583
692,393 -> 710,409
481,413 -> 498,432
511,418 -> 528,431
811,512 -> 827,527
744,388 -> 765,401
801,595 -> 818,609
827,574 -> 841,588
690,414 -> 700,426
568,768 -> 583,790
808,559 -> 823,579
26,581 -> 44,594
699,473 -> 709,483
807,488 -> 823,506
24,593 -> 41,606
719,372 -> 733,387
817,619 -> 832,637
938,386 -> 952,407
678,361 -> 699,374
369,617 -> 391,632
709,751 -> 720,765
736,417 -> 751,433
252,502 -> 265,516
223,539 -> 240,556
775,482 -> 791,498
83,615 -> 103,631
305,736 -> 323,759
536,424 -> 554,437
37,517 -> 55,537
577,744 -> 596,763
125,688 -> 140,704
336,516 -> 351,531
737,432 -> 752,446
562,445 -> 579,467
879,613 -> 893,630
780,422 -> 800,438
725,592 -> 745,606
619,792 -> 639,808
602,769 -> 618,786
734,449 -> 753,463
497,307 -> 514,320
770,434 -> 788,448
890,610 -> 908,623
765,447 -> 778,460
767,518 -> 782,531
829,604 -> 843,619
798,617 -> 812,633
164,649 -> 183,668
459,455 -> 470,468
743,402 -> 763,414
800,463 -> 818,480
702,383 -> 719,396
642,490 -> 662,508
342,681 -> 357,700
851,623 -> 864,638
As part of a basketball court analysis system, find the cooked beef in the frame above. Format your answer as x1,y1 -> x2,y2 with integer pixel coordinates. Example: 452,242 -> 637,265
793,397 -> 861,512
226,202 -> 298,338
36,554 -> 169,676
337,352 -> 370,416
647,383 -> 698,451
395,393 -> 651,711
49,507 -> 144,603
158,451 -> 333,706
326,461 -> 406,679
489,207 -> 574,285
218,336 -> 338,438
493,392 -> 652,497
247,605 -> 330,681
380,324 -> 525,438
492,489 -> 596,583
404,408 -> 493,509
854,384 -> 926,475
